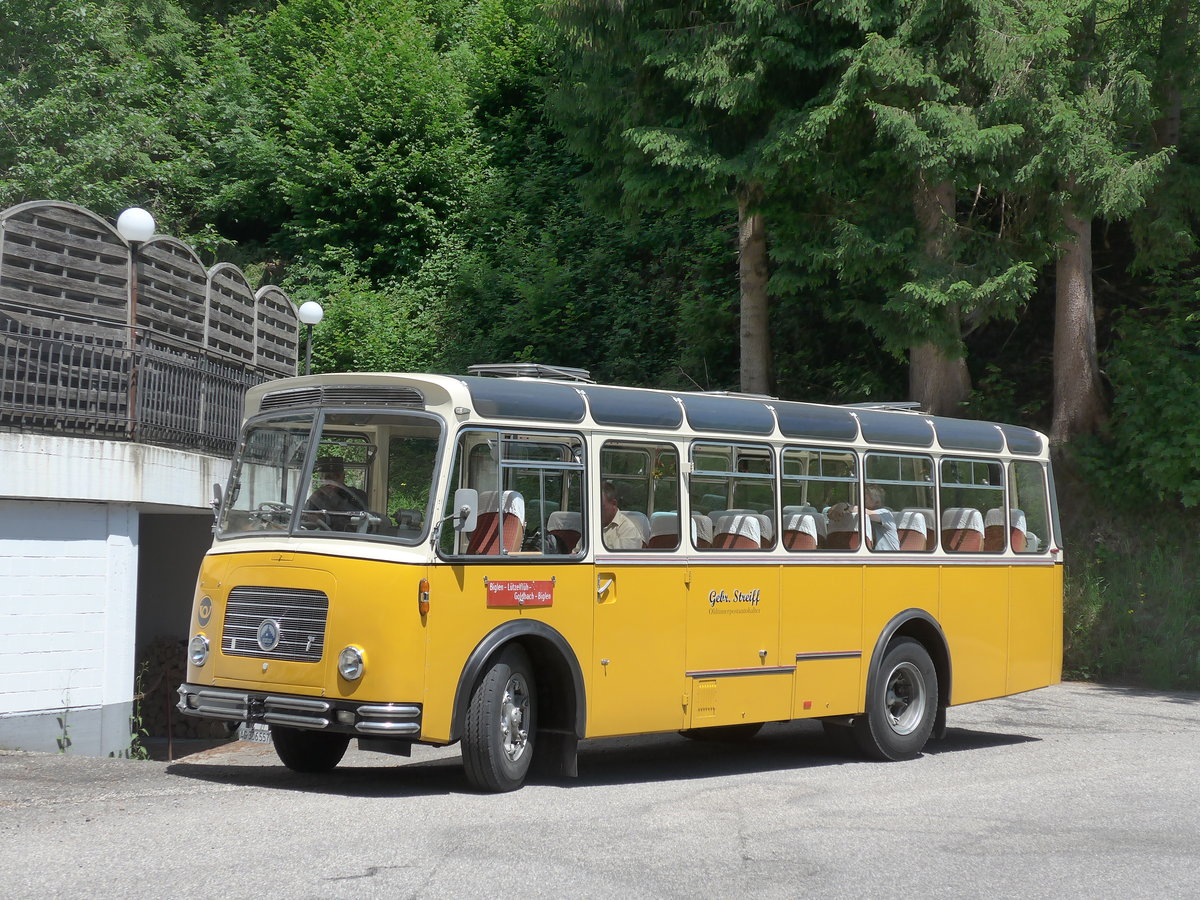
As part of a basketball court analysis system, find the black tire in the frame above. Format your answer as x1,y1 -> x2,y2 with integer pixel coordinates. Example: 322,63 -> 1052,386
462,645 -> 537,793
854,637 -> 938,761
679,722 -> 764,742
271,725 -> 350,773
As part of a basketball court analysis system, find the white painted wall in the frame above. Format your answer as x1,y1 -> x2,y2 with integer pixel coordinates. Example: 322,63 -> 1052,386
0,433 -> 229,755
0,432 -> 228,508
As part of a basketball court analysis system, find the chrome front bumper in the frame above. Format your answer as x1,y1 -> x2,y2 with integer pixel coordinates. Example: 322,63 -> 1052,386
176,683 -> 422,737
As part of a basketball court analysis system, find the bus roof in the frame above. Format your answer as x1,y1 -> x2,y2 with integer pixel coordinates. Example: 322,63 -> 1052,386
244,372 -> 1047,458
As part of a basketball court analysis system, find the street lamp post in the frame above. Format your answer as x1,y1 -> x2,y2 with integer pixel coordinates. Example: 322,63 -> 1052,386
116,207 -> 156,436
297,301 -> 324,376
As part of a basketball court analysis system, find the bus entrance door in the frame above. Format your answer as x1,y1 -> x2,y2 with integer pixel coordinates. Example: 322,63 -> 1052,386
590,559 -> 687,737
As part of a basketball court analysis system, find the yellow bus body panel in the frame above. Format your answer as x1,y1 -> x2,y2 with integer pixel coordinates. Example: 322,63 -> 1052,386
940,565 -> 1012,704
422,562 -> 595,743
187,550 -> 429,705
188,550 -> 1063,743
683,562 -> 790,728
782,564 -> 864,718
1008,563 -> 1065,694
590,562 -> 687,737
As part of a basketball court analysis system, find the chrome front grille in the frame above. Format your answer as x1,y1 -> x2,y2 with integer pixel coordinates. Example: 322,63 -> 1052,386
222,585 -> 329,662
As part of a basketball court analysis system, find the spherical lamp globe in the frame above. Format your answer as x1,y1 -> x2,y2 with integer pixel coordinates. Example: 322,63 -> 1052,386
297,301 -> 325,326
116,207 -> 156,243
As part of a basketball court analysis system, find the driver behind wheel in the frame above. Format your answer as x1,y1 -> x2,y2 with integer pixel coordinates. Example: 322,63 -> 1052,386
304,456 -> 368,531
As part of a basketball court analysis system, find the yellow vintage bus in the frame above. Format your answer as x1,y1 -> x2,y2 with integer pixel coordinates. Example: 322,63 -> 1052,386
177,364 -> 1063,791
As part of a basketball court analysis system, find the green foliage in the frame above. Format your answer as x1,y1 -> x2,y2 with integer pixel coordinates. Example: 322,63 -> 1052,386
0,0 -> 212,227
1089,273 -> 1200,506
275,0 -> 488,278
1063,526 -> 1200,690
128,661 -> 152,760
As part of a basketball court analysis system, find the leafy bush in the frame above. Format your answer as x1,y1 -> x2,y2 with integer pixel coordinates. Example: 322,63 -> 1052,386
1100,272 -> 1200,507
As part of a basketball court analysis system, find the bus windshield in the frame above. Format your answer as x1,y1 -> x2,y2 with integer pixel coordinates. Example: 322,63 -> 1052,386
218,410 -> 443,543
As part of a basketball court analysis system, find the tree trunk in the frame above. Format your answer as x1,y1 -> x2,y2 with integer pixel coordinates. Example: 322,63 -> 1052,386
1051,188 -> 1107,442
909,174 -> 971,416
1152,0 -> 1187,149
737,184 -> 772,395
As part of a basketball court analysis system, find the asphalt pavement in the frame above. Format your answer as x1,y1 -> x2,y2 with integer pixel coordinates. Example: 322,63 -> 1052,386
0,682 -> 1197,899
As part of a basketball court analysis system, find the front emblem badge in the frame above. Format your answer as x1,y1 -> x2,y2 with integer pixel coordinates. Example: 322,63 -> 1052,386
257,618 -> 282,652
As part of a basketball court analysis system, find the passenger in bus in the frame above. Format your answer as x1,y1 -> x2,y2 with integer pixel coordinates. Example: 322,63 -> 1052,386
305,456 -> 368,531
601,481 -> 644,550
864,484 -> 900,551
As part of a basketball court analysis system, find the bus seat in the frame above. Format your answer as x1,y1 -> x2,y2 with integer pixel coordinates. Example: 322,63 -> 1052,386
896,509 -> 929,550
698,494 -> 726,516
754,513 -> 774,547
941,507 -> 984,552
713,513 -> 761,550
691,513 -> 713,549
825,505 -> 860,550
812,512 -> 829,541
624,510 -> 651,547
526,499 -> 559,532
468,490 -> 525,554
984,508 -> 1007,552
648,512 -> 681,549
782,504 -> 818,517
546,510 -> 582,554
782,513 -> 819,551
906,507 -> 936,535
1010,508 -> 1028,552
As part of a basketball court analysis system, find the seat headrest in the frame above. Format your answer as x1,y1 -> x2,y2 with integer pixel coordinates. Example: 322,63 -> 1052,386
714,513 -> 761,543
547,510 -> 581,531
782,513 -> 818,540
941,507 -> 983,533
896,510 -> 928,535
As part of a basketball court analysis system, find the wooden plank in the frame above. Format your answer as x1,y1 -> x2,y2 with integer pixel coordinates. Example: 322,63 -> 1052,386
1,239 -> 128,277
3,217 -> 125,258
0,284 -> 128,323
140,264 -> 206,299
0,263 -> 129,303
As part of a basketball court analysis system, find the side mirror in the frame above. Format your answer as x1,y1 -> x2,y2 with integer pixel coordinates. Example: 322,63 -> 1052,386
211,482 -> 223,516
453,488 -> 478,533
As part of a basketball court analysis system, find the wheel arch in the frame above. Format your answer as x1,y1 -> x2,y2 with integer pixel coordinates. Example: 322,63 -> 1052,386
866,609 -> 952,713
449,620 -> 587,744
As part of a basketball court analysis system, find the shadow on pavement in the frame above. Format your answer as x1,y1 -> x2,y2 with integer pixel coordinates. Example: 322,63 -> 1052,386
166,719 -> 1039,798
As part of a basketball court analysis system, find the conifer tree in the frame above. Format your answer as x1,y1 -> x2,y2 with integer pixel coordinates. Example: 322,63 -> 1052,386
546,2 -> 846,394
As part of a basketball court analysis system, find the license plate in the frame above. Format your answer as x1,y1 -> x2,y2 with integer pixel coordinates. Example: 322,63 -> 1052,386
237,722 -> 272,744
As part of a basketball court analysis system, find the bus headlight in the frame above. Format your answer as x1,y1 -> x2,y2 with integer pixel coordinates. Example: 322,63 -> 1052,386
189,634 -> 210,667
338,645 -> 365,681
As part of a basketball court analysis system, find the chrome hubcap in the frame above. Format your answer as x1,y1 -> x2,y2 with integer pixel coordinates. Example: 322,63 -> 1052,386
884,661 -> 926,736
499,673 -> 530,762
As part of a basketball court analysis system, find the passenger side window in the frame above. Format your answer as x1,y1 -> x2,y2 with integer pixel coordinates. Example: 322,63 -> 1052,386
864,453 -> 935,552
691,442 -> 775,550
601,442 -> 679,551
1010,460 -> 1050,553
439,429 -> 584,557
939,458 -> 1005,553
780,448 -> 858,551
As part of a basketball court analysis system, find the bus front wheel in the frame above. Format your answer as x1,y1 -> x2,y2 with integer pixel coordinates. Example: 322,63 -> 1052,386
462,645 -> 537,792
854,637 -> 938,761
271,725 -> 350,773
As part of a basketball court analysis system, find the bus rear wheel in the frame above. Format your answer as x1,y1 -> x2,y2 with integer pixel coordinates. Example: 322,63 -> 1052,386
462,645 -> 537,793
854,637 -> 938,761
271,725 -> 350,773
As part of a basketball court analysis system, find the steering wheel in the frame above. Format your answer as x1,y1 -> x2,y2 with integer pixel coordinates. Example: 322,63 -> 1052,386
252,501 -> 292,527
